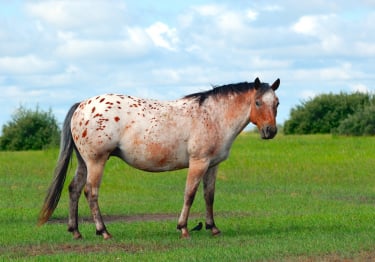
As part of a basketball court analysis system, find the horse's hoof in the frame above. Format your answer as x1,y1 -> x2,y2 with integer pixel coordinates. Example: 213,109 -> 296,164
103,232 -> 112,240
211,227 -> 221,237
73,232 -> 83,240
180,228 -> 190,239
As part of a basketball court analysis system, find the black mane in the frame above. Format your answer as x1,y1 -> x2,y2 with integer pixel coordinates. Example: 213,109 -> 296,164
184,82 -> 268,105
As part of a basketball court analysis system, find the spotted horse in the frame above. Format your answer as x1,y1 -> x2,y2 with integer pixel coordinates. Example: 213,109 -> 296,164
38,77 -> 280,239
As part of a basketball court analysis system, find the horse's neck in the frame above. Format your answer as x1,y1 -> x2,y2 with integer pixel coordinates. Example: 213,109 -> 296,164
205,93 -> 251,138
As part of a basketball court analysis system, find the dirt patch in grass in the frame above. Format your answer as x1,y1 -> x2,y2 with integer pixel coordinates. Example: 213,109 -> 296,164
3,213 -> 194,258
2,242 -> 146,258
48,212 -> 202,224
285,250 -> 375,262
5,243 -> 375,261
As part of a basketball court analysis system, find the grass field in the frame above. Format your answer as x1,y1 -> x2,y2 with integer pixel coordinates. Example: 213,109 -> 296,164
0,133 -> 374,261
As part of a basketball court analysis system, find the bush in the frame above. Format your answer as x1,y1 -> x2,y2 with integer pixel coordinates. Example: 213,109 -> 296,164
0,106 -> 60,151
284,93 -> 374,135
335,105 -> 375,136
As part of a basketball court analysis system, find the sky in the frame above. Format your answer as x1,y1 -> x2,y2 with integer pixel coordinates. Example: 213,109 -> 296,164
0,0 -> 374,131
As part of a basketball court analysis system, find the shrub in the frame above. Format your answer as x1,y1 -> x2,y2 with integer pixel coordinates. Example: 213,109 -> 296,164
284,93 -> 374,135
335,105 -> 375,136
0,106 -> 60,151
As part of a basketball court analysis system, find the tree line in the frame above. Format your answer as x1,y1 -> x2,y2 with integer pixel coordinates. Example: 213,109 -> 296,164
284,92 -> 375,135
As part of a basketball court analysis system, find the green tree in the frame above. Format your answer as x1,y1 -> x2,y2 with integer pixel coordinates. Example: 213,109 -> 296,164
335,105 -> 375,136
0,106 -> 60,151
284,92 -> 373,135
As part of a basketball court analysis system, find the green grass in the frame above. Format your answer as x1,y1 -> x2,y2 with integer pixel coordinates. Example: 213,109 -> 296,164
1,134 -> 375,261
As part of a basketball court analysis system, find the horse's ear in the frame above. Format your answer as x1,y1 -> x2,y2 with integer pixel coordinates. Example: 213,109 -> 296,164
254,77 -> 261,90
271,78 -> 280,91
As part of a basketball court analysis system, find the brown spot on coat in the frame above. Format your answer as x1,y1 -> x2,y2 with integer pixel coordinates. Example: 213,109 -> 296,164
82,129 -> 87,138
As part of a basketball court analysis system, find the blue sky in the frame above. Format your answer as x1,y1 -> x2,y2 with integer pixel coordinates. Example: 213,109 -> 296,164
0,0 -> 374,131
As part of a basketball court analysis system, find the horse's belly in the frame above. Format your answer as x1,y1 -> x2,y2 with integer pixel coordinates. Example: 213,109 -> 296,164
120,142 -> 189,172
123,154 -> 189,172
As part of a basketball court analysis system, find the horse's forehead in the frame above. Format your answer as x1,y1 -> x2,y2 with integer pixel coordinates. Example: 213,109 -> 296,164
261,90 -> 277,105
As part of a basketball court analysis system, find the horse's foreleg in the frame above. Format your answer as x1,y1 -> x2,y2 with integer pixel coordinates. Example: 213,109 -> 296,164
85,162 -> 112,240
67,161 -> 87,239
203,165 -> 221,236
177,159 -> 209,238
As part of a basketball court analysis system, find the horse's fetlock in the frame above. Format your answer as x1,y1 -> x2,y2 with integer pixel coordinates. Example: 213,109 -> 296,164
96,227 -> 107,235
205,223 -> 216,230
176,223 -> 187,230
96,228 -> 112,239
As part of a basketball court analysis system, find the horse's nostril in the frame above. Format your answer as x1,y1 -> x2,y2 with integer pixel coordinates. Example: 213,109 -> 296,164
260,125 -> 277,139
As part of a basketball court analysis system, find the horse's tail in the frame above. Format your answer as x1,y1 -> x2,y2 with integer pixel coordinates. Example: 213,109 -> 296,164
38,102 -> 80,226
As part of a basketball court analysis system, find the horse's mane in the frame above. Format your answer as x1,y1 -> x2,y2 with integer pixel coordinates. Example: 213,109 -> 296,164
184,82 -> 268,106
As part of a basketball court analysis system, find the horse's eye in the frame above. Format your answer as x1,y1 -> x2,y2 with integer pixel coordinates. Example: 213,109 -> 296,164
255,100 -> 261,107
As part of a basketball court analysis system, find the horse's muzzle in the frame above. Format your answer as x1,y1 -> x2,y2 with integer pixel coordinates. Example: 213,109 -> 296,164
260,125 -> 277,139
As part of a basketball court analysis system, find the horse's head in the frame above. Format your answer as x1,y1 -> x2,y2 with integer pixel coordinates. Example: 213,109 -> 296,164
250,77 -> 280,139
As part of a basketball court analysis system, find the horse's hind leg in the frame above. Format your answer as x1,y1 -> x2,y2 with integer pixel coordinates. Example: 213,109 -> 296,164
84,159 -> 111,239
68,154 -> 87,239
203,165 -> 221,236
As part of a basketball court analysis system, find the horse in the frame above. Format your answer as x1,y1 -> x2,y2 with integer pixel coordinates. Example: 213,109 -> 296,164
38,77 -> 280,239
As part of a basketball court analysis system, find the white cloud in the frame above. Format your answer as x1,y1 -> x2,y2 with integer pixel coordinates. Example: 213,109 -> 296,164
319,63 -> 355,81
178,12 -> 195,28
321,34 -> 342,52
262,5 -> 283,12
293,63 -> 360,82
292,15 -> 319,35
292,14 -> 338,37
300,90 -> 318,100
55,26 -> 153,60
151,68 -> 180,83
56,39 -> 123,59
126,27 -> 151,47
3,85 -> 46,99
189,4 -> 253,33
246,9 -> 258,21
194,4 -> 223,16
0,55 -> 57,74
26,1 -> 126,31
249,57 -> 291,69
355,42 -> 375,56
291,14 -> 350,55
146,22 -> 179,51
351,84 -> 370,93
217,11 -> 245,32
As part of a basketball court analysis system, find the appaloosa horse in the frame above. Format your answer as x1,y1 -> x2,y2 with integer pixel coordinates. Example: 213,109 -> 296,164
38,77 -> 280,239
